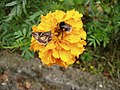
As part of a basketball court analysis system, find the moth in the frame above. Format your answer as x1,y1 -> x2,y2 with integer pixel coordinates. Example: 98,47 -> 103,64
32,31 -> 52,45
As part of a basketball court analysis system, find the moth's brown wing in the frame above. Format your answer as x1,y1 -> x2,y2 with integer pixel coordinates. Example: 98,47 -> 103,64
32,31 -> 52,45
32,32 -> 42,40
37,36 -> 49,44
43,31 -> 52,42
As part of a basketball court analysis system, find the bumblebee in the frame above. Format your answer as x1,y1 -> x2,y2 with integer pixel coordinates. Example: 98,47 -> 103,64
59,21 -> 72,33
55,21 -> 72,37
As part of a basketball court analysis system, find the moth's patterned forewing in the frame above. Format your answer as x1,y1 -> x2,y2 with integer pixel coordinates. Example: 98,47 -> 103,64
32,31 -> 52,45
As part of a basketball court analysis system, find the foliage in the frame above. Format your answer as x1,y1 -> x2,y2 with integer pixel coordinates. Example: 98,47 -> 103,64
0,0 -> 120,78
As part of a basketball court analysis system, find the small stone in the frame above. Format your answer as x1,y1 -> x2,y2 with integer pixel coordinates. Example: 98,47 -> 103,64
1,82 -> 7,86
99,84 -> 103,88
39,65 -> 42,68
17,70 -> 21,73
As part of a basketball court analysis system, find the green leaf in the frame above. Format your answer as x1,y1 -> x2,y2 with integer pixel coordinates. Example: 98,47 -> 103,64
14,35 -> 22,39
96,39 -> 100,46
88,41 -> 93,46
17,4 -> 22,16
16,37 -> 24,41
14,31 -> 22,36
22,28 -> 27,36
81,52 -> 93,61
90,35 -> 96,39
103,42 -> 106,47
5,1 -> 17,6
22,0 -> 27,14
5,7 -> 17,21
27,50 -> 34,58
93,41 -> 96,48
73,0 -> 84,4
28,11 -> 44,21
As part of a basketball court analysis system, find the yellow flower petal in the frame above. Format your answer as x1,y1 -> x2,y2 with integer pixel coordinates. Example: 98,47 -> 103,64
79,29 -> 87,40
59,49 -> 71,62
39,50 -> 56,65
59,41 -> 69,50
52,48 -> 59,58
46,41 -> 56,50
56,59 -> 68,68
65,35 -> 81,43
69,44 -> 81,56
77,40 -> 87,47
72,21 -> 83,30
64,10 -> 83,21
66,58 -> 75,65
53,10 -> 66,22
32,25 -> 38,32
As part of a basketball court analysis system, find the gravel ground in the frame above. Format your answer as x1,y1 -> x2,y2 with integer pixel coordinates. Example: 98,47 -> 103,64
0,50 -> 120,90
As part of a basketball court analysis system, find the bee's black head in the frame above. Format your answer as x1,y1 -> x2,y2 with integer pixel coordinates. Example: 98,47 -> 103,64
59,21 -> 65,29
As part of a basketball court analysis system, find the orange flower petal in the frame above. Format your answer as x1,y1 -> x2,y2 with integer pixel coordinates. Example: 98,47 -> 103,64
59,42 -> 69,50
59,49 -> 71,62
66,58 -> 75,65
65,35 -> 81,43
69,44 -> 81,56
46,41 -> 56,50
52,48 -> 59,58
53,10 -> 66,22
56,59 -> 68,68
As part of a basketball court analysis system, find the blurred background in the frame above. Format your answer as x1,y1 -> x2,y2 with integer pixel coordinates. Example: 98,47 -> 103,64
0,0 -> 120,80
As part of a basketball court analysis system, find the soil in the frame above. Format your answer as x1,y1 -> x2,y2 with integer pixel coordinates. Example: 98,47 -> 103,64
0,50 -> 120,90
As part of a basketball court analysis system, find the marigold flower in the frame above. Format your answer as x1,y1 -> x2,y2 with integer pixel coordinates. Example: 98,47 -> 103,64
30,10 -> 86,67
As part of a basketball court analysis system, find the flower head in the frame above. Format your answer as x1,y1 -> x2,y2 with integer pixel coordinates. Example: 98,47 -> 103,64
30,10 -> 86,67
